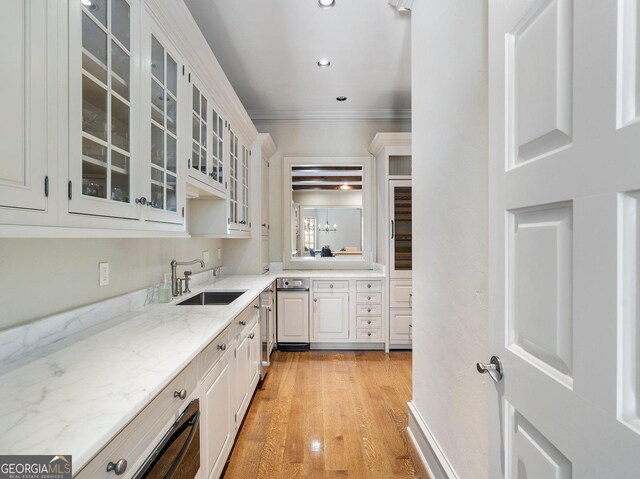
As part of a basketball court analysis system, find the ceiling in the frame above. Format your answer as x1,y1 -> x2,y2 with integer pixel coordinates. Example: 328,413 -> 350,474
184,0 -> 411,121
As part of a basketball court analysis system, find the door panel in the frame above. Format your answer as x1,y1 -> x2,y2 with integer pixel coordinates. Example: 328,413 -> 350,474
276,292 -> 309,343
490,0 -> 640,477
313,293 -> 349,340
389,310 -> 412,344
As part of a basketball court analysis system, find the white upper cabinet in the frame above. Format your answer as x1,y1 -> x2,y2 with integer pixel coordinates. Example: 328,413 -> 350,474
227,128 -> 249,233
69,0 -> 139,219
141,16 -> 185,225
188,74 -> 226,196
0,1 -> 50,218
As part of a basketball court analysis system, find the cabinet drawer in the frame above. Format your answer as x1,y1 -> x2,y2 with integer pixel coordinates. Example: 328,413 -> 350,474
357,317 -> 381,328
236,299 -> 259,335
198,323 -> 234,378
76,361 -> 197,479
356,280 -> 382,292
356,304 -> 382,315
313,280 -> 349,292
356,292 -> 381,304
356,328 -> 382,340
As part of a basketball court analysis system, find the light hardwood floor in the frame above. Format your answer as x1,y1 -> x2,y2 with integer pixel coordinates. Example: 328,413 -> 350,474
222,350 -> 430,479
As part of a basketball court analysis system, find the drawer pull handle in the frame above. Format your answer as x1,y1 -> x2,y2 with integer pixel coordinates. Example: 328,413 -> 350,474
217,343 -> 227,351
249,333 -> 255,339
174,389 -> 187,400
367,332 -> 372,337
239,320 -> 247,326
367,296 -> 371,300
367,284 -> 372,288
330,284 -> 333,288
367,320 -> 372,324
367,308 -> 371,313
107,459 -> 127,475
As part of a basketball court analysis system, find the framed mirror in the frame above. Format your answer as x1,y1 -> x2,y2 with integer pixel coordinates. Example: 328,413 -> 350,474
283,157 -> 374,269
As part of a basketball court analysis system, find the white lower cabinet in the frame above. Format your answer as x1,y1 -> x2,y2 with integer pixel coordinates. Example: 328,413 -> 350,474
277,291 -> 309,343
312,292 -> 350,340
201,345 -> 233,479
389,309 -> 412,345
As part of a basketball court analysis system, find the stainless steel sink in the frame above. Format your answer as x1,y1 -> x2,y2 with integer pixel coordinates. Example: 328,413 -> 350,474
177,291 -> 246,306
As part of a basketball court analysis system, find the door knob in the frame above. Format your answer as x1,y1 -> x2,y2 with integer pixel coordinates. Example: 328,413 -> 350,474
476,356 -> 503,382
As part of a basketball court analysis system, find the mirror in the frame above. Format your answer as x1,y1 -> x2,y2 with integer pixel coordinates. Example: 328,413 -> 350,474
283,157 -> 373,269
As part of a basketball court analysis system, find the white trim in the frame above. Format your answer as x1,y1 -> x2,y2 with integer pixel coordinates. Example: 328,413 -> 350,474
407,400 -> 460,479
368,132 -> 413,157
388,0 -> 413,11
249,109 -> 412,122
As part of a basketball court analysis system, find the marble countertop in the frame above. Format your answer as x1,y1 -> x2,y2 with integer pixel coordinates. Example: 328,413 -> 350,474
0,269 -> 384,471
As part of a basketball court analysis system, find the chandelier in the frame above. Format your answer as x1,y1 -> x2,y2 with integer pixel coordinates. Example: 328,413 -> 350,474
318,209 -> 337,232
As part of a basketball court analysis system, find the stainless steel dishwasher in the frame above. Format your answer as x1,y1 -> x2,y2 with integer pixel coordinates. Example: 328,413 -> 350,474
276,278 -> 310,351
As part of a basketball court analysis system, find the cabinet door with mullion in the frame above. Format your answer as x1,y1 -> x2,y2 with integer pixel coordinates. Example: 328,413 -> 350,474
142,13 -> 184,225
228,128 -> 240,230
69,0 -> 138,219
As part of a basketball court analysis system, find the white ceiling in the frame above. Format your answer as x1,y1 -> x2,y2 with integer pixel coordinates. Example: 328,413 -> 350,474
184,0 -> 411,121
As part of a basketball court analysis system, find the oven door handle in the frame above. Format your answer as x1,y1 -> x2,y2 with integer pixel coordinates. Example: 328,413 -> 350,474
164,410 -> 200,479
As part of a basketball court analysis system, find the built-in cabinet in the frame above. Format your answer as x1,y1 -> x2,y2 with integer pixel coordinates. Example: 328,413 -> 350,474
0,1 -> 51,223
369,133 -> 412,348
277,290 -> 309,344
308,278 -> 385,348
1,0 -> 268,237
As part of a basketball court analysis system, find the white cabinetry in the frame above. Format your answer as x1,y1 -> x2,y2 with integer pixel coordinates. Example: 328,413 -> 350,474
200,329 -> 233,479
0,1 -> 51,222
231,300 -> 259,427
369,133 -> 412,348
313,291 -> 350,340
277,291 -> 309,344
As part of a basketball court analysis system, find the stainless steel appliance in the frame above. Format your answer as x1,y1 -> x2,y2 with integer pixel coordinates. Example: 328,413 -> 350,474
276,278 -> 310,351
134,399 -> 200,478
259,283 -> 275,382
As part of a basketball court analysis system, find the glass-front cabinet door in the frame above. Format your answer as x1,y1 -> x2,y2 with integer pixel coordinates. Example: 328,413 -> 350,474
70,0 -> 138,218
390,180 -> 412,278
143,16 -> 184,224
188,76 -> 226,194
228,128 -> 239,228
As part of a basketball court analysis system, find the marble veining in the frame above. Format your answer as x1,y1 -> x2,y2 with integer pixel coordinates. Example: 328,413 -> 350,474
0,269 -> 384,471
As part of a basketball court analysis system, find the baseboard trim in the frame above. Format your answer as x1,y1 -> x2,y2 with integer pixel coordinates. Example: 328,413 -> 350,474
407,401 -> 459,479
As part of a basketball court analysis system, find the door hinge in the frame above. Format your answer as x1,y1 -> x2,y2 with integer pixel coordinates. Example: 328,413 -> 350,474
68,180 -> 72,200
188,73 -> 191,83
44,176 -> 49,197
182,65 -> 185,76
188,159 -> 191,169
225,181 -> 227,189
182,207 -> 185,218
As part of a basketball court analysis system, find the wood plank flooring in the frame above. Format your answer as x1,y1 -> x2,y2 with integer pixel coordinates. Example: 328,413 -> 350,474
222,350 -> 429,479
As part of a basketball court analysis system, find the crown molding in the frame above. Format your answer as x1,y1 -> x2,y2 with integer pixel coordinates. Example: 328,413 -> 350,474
248,109 -> 412,123
368,132 -> 412,157
254,133 -> 278,159
388,0 -> 413,12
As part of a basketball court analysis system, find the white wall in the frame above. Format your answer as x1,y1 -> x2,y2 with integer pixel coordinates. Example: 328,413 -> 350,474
410,1 -> 489,478
305,208 -> 362,252
0,237 -> 223,330
256,120 -> 410,264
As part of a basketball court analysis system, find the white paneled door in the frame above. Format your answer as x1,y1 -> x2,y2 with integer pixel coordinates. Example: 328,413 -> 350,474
489,0 -> 640,477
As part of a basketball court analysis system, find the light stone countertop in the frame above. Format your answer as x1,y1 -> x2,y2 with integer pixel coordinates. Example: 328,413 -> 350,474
0,269 -> 384,472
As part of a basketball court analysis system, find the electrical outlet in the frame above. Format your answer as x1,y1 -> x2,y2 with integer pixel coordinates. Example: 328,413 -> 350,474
217,248 -> 222,260
202,250 -> 210,264
99,262 -> 109,286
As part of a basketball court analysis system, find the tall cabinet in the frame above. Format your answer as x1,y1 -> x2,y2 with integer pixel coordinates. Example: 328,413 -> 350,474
370,133 -> 412,349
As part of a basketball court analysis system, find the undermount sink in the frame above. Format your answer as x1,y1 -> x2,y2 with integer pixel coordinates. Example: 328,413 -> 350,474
177,291 -> 246,306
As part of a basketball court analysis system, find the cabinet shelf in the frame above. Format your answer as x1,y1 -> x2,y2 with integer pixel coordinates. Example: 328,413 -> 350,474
82,154 -> 128,176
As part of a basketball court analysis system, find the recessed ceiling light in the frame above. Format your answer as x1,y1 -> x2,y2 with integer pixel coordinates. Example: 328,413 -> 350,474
317,59 -> 331,67
336,96 -> 347,102
397,7 -> 410,12
81,0 -> 94,6
318,0 -> 336,9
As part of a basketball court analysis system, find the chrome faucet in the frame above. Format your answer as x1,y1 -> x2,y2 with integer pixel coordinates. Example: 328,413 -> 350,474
170,259 -> 205,297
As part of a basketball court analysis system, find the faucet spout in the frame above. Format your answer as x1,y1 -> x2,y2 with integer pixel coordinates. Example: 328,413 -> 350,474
170,259 -> 206,297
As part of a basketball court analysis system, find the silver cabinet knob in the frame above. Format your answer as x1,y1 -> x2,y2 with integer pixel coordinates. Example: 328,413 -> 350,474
174,389 -> 187,400
367,308 -> 371,313
106,459 -> 127,475
254,304 -> 260,309
135,197 -> 147,205
476,356 -> 503,383
330,284 -> 333,288
249,333 -> 255,339
367,296 -> 371,300
217,343 -> 226,351
367,284 -> 372,288
367,332 -> 372,337
314,298 -> 318,302
367,320 -> 371,324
